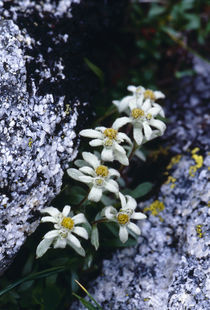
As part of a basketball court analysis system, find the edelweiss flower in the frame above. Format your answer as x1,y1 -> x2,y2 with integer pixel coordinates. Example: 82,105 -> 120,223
67,152 -> 120,202
103,193 -> 146,243
112,97 -> 166,145
79,126 -> 131,165
113,95 -> 137,113
36,205 -> 88,258
127,85 -> 165,102
113,85 -> 165,113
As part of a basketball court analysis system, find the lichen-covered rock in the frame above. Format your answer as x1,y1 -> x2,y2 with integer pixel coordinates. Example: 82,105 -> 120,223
0,0 -> 128,274
168,256 -> 210,309
0,18 -> 79,275
71,57 -> 210,310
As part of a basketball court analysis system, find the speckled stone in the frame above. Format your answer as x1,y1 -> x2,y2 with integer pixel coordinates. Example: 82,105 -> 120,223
71,58 -> 210,310
0,18 -> 79,274
0,0 -> 82,275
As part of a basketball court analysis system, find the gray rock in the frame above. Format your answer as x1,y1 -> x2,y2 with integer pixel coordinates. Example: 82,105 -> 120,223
72,154 -> 210,310
71,58 -> 210,310
0,0 -> 128,276
0,6 -> 80,273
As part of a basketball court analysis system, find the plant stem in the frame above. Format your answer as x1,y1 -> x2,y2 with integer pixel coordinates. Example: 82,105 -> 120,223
59,185 -> 68,194
76,190 -> 90,208
92,218 -> 108,225
128,141 -> 138,161
163,28 -> 210,63
119,141 -> 138,174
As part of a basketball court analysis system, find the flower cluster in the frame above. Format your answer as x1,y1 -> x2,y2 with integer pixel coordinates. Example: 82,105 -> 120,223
36,85 -> 166,257
67,152 -> 120,202
36,206 -> 88,258
113,85 -> 166,145
80,127 -> 131,165
102,193 -> 146,243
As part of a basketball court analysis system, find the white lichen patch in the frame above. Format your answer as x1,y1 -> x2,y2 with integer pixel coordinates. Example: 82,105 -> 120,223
0,0 -> 80,20
72,152 -> 210,310
0,20 -> 79,274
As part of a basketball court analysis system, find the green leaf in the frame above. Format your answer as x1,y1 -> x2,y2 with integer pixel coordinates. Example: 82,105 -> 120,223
18,280 -> 34,292
50,257 -> 70,265
91,225 -> 99,250
162,26 -> 181,38
73,293 -> 98,310
123,182 -> 153,199
148,4 -> 166,18
45,273 -> 57,286
21,254 -> 34,276
71,271 -> 79,292
175,69 -> 195,79
132,182 -> 153,198
180,0 -> 194,11
42,285 -> 62,310
156,115 -> 170,123
74,281 -> 103,310
68,186 -> 87,204
103,223 -> 138,248
84,58 -> 104,84
0,266 -> 65,297
69,186 -> 86,196
101,194 -> 116,206
104,222 -> 119,237
185,13 -> 200,30
83,254 -> 94,270
117,177 -> 126,188
83,221 -> 92,236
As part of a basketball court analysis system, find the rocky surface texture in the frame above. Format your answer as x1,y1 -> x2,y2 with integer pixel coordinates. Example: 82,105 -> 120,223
0,0 -> 127,274
0,18 -> 79,275
72,57 -> 210,310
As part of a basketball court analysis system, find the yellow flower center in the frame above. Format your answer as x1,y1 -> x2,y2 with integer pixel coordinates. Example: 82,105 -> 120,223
104,128 -> 118,140
61,217 -> 74,230
131,108 -> 145,119
95,165 -> 109,177
146,113 -> 152,120
95,178 -> 104,186
144,89 -> 156,101
104,138 -> 113,146
117,213 -> 129,225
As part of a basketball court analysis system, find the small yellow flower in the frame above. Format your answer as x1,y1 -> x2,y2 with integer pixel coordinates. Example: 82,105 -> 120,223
146,113 -> 152,120
104,138 -> 114,146
131,108 -> 145,119
104,128 -> 118,139
144,89 -> 156,101
61,217 -> 74,230
95,165 -> 109,177
117,213 -> 129,225
95,178 -> 104,186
